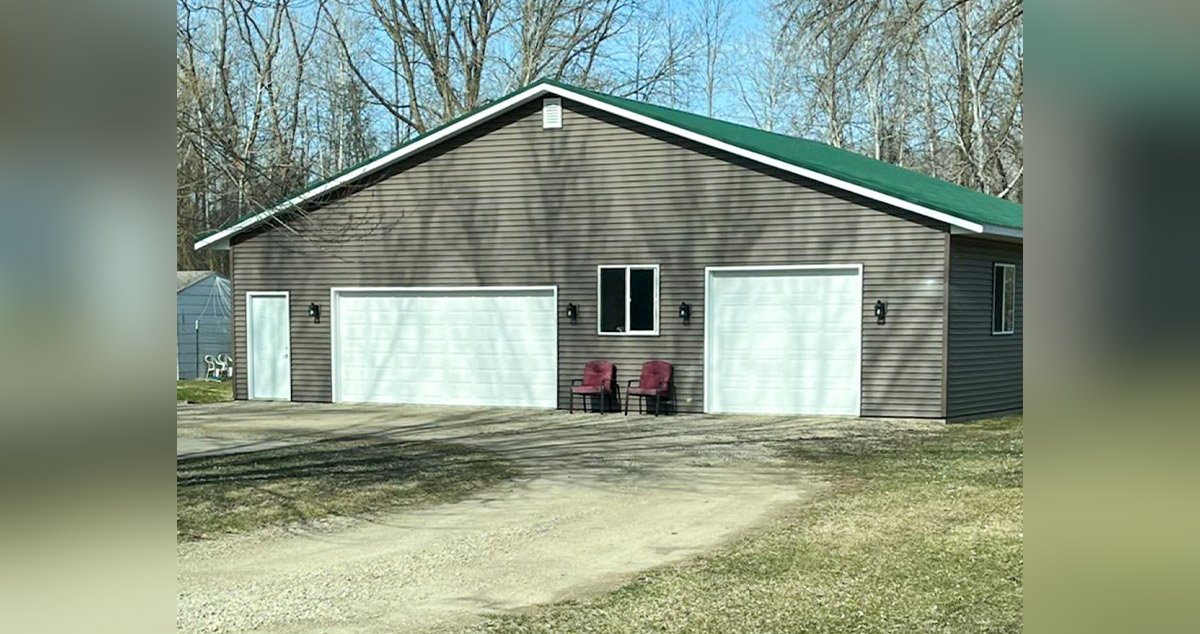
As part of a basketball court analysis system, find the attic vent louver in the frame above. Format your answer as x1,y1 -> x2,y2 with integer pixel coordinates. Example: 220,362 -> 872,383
542,97 -> 562,129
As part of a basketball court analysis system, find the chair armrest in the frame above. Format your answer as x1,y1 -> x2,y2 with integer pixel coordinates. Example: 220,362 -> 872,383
570,378 -> 583,386
626,379 -> 637,388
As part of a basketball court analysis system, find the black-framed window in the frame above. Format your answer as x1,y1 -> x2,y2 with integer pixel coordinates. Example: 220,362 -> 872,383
992,263 -> 1016,335
598,265 -> 659,335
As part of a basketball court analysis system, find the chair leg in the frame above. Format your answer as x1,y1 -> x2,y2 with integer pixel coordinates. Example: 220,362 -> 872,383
569,392 -> 574,414
655,394 -> 661,417
624,388 -> 630,415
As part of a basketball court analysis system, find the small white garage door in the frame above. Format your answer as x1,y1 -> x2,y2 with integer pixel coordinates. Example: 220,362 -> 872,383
333,287 -> 557,407
706,266 -> 862,416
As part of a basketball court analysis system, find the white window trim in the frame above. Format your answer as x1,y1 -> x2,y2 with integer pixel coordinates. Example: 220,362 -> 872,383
992,263 -> 1016,335
596,264 -> 660,336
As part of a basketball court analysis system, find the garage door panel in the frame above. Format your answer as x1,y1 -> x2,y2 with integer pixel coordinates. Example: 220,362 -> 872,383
340,339 -> 556,361
335,288 -> 557,407
340,366 -> 556,385
712,305 -> 860,326
716,387 -> 860,414
708,267 -> 862,416
715,358 -> 860,382
713,329 -> 858,351
342,352 -> 555,372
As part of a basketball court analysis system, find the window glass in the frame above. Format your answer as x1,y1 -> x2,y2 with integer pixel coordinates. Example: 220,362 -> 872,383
629,268 -> 656,331
992,269 -> 1005,332
599,268 -> 626,333
993,264 -> 1015,334
1004,267 -> 1016,332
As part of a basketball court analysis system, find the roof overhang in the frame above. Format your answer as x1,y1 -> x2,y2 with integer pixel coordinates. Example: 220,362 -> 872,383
176,271 -> 216,293
195,82 -> 1021,250
952,224 -> 1024,241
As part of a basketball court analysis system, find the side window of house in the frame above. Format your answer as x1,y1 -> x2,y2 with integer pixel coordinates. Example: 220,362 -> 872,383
992,263 -> 1016,335
598,265 -> 659,334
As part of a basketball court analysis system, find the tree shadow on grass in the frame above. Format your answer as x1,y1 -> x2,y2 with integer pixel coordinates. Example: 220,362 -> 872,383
778,416 -> 1023,488
177,437 -> 517,541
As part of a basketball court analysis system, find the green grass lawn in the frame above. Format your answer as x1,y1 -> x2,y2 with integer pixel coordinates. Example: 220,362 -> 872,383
473,417 -> 1023,634
177,379 -> 234,404
177,437 -> 517,540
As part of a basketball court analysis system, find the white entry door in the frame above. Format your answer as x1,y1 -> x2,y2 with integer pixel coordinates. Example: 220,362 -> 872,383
247,292 -> 291,400
706,266 -> 862,416
333,287 -> 557,407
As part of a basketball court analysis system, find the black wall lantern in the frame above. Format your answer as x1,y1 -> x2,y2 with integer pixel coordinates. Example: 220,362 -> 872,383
874,300 -> 887,325
308,302 -> 321,323
678,301 -> 692,324
565,302 -> 578,324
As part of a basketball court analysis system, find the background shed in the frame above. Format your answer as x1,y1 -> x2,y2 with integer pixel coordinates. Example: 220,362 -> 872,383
177,271 -> 232,379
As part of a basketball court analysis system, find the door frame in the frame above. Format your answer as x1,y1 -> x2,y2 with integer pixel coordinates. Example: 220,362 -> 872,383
246,291 -> 291,401
329,286 -> 559,405
703,264 -> 863,415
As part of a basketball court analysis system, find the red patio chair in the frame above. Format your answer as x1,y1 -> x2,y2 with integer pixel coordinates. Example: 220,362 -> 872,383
569,360 -> 617,414
625,360 -> 674,416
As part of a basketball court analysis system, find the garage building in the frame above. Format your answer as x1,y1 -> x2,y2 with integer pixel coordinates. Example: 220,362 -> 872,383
195,79 -> 1022,420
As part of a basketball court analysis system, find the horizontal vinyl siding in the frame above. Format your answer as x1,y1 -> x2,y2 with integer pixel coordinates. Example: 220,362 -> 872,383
232,99 -> 949,416
946,237 -> 1023,418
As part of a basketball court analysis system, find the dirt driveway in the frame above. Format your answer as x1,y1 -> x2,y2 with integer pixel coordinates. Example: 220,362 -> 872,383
177,403 -> 924,633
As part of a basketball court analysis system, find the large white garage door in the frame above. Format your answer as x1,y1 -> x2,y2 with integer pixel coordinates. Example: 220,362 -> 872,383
333,287 -> 557,407
706,266 -> 862,416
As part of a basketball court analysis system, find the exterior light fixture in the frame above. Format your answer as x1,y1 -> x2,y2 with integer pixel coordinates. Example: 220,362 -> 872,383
874,300 -> 887,324
566,302 -> 578,324
308,302 -> 321,323
678,302 -> 691,323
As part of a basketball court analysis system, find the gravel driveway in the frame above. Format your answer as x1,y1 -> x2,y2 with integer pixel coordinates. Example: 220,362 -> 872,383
177,403 -> 924,633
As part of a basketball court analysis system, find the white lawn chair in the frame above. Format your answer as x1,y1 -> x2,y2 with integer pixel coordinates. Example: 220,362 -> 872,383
203,355 -> 220,380
218,354 -> 234,380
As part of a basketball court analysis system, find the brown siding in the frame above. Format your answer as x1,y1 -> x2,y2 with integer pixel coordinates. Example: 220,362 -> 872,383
232,98 -> 950,417
946,236 -> 1023,419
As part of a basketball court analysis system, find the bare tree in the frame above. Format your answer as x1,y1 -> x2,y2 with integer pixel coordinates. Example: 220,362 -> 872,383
771,0 -> 1022,199
606,0 -> 694,101
695,0 -> 733,117
177,0 -> 395,268
733,6 -> 795,132
507,0 -> 630,86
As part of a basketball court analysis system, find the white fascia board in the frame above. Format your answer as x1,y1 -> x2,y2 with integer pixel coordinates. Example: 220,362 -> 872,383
193,84 -> 551,251
953,224 -> 1024,241
195,80 -> 1014,250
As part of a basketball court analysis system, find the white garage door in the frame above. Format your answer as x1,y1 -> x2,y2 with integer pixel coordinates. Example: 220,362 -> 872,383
333,287 -> 557,407
706,266 -> 862,416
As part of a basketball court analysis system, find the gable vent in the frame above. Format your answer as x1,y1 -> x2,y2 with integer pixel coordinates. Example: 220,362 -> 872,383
542,97 -> 562,129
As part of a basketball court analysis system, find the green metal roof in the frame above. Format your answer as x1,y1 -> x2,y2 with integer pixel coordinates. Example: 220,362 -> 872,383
197,79 -> 1020,248
543,79 -> 1022,230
